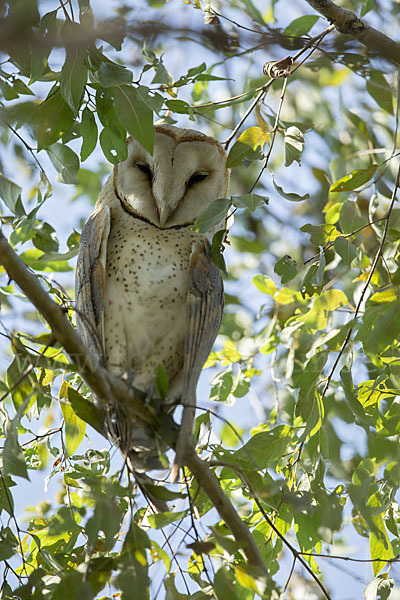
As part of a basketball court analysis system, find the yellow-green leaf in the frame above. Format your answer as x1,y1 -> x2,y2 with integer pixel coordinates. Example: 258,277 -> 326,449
60,382 -> 86,457
330,167 -> 376,192
368,493 -> 394,576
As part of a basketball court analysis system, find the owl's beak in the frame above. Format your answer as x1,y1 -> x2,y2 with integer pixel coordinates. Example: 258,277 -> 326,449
158,204 -> 169,228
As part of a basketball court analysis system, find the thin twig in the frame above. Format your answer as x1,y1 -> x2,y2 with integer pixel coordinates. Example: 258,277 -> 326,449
3,120 -> 50,184
300,552 -> 400,563
250,76 -> 288,192
284,556 -> 297,592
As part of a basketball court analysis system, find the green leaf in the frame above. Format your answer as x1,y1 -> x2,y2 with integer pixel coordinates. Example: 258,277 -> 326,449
164,575 -> 191,600
231,193 -> 268,211
367,71 -> 393,115
46,143 -> 79,184
80,107 -> 98,161
165,99 -> 193,116
99,126 -> 128,164
339,201 -> 368,234
86,494 -> 122,548
273,178 -> 309,201
32,222 -> 59,252
193,198 -> 231,233
330,167 -> 377,192
3,420 -> 29,480
300,223 -> 340,245
60,382 -> 86,457
209,370 -> 234,404
36,91 -> 75,150
114,85 -> 154,154
117,522 -> 150,599
334,236 -> 357,265
274,255 -> 297,283
148,510 -> 187,529
92,61 -> 133,87
284,126 -> 304,166
361,0 -> 374,16
214,567 -> 241,600
284,15 -> 319,37
225,427 -> 292,471
60,48 -> 87,113
0,175 -> 22,213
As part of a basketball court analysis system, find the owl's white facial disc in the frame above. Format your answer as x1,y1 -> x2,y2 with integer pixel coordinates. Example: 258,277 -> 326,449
114,125 -> 229,229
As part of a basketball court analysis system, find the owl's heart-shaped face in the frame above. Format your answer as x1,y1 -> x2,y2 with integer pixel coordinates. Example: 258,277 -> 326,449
113,124 -> 229,229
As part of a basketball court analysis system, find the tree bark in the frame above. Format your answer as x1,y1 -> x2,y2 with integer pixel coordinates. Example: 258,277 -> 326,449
304,0 -> 400,66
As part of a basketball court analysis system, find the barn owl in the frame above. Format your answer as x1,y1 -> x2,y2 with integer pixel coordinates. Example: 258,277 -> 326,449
75,124 -> 229,492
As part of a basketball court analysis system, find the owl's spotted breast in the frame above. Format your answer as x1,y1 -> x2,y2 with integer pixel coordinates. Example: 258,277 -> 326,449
103,208 -> 205,397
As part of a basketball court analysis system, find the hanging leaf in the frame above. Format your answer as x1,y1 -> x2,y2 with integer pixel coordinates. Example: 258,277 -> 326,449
60,48 -> 88,113
284,126 -> 304,166
334,236 -> 357,265
274,255 -> 297,283
0,175 -> 22,213
60,385 -> 86,458
273,178 -> 309,202
367,71 -> 394,115
99,126 -> 128,164
80,107 -> 98,161
46,143 -> 80,184
114,85 -> 154,154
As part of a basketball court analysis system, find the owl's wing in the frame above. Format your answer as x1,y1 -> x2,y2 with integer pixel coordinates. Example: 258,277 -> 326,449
173,238 -> 224,475
75,205 -> 111,361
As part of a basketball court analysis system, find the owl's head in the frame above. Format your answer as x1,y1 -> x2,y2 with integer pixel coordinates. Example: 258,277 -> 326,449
112,124 -> 229,229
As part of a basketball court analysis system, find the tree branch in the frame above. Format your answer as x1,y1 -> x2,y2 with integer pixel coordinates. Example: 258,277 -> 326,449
185,449 -> 267,575
304,0 -> 400,66
0,229 -> 268,574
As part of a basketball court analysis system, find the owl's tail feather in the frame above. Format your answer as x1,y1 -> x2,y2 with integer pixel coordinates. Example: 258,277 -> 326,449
101,401 -> 169,513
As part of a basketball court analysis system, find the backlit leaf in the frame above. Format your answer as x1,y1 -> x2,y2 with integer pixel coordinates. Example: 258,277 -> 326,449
330,167 -> 376,192
284,126 -> 304,166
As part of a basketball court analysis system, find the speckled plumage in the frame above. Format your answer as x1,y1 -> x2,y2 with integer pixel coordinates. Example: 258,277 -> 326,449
75,124 -> 229,480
